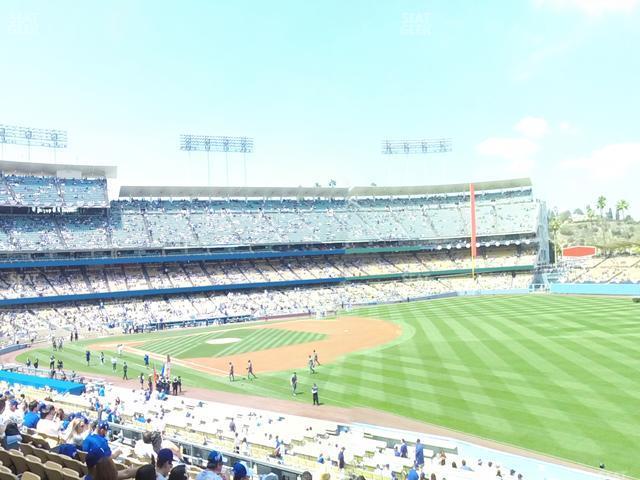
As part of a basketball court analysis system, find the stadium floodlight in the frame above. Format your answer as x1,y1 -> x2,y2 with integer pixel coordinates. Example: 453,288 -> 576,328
381,138 -> 452,155
179,134 -> 254,186
179,135 -> 254,153
0,124 -> 68,148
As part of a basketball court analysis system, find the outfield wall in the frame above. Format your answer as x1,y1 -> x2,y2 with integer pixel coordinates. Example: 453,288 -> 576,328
550,283 -> 640,296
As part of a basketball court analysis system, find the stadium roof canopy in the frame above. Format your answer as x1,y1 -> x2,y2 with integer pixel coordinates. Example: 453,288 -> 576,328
0,159 -> 117,178
119,178 -> 532,199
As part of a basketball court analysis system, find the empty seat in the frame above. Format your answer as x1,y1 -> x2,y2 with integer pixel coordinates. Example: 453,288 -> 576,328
45,461 -> 64,480
6,451 -> 27,475
25,454 -> 47,479
0,469 -> 18,480
22,473 -> 39,480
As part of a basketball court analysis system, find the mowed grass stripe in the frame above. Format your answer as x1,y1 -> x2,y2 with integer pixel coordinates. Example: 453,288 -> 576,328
489,310 -> 638,418
443,307 -> 553,435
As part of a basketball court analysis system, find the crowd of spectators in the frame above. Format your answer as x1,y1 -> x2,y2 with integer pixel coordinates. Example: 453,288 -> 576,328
0,378 -> 531,480
561,255 -> 640,284
0,194 -> 540,251
0,174 -> 107,209
0,271 -> 533,347
0,247 -> 537,301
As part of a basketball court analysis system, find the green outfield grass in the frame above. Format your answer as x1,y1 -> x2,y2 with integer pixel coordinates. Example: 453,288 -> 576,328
17,295 -> 640,477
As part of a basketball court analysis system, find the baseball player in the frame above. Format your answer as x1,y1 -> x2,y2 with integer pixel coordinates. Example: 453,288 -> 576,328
308,355 -> 316,374
229,362 -> 235,382
246,360 -> 256,380
291,372 -> 298,395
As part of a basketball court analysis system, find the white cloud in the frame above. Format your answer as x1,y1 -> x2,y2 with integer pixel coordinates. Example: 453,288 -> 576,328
476,137 -> 539,175
560,143 -> 640,179
558,121 -> 578,134
533,0 -> 638,16
514,117 -> 549,139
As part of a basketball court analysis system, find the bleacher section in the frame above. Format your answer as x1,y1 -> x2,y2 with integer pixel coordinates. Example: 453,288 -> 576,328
0,175 -> 107,209
0,379 -> 560,480
561,255 -> 640,284
0,247 -> 536,301
0,198 -> 539,251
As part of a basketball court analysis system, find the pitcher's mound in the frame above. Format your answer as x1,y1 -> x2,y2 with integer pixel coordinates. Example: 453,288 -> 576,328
206,338 -> 241,345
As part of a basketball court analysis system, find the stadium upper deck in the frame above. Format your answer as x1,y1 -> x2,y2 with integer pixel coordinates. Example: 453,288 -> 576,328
0,162 -> 545,256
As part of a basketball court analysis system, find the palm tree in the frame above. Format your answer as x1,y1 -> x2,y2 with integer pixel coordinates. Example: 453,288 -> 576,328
328,179 -> 337,188
616,199 -> 630,221
597,196 -> 607,218
549,216 -> 562,263
596,196 -> 608,254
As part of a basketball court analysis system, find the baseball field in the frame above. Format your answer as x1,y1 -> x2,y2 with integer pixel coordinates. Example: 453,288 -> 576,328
16,294 -> 640,477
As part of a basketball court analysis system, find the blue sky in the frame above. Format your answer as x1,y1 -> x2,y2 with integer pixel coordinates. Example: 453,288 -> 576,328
1,0 -> 639,215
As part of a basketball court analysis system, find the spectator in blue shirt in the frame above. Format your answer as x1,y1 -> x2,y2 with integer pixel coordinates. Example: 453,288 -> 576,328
414,439 -> 424,467
400,439 -> 408,458
82,420 -> 110,452
23,400 -> 40,428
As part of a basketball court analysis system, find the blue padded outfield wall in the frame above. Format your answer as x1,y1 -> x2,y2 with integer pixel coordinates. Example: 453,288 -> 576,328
0,370 -> 85,395
550,283 -> 640,296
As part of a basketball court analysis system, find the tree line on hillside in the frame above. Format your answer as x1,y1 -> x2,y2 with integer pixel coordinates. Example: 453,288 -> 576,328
549,197 -> 639,258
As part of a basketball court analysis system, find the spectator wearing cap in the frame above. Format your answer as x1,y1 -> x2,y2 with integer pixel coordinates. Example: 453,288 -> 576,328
232,462 -> 253,480
195,450 -> 226,480
83,420 -> 115,455
4,399 -> 23,426
156,448 -> 174,480
85,446 -> 137,480
85,446 -> 115,480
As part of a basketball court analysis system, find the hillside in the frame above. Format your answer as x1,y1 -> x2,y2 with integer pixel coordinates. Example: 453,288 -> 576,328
550,213 -> 640,254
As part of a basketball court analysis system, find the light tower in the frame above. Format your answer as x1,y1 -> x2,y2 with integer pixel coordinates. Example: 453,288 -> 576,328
0,124 -> 68,162
179,134 -> 254,186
